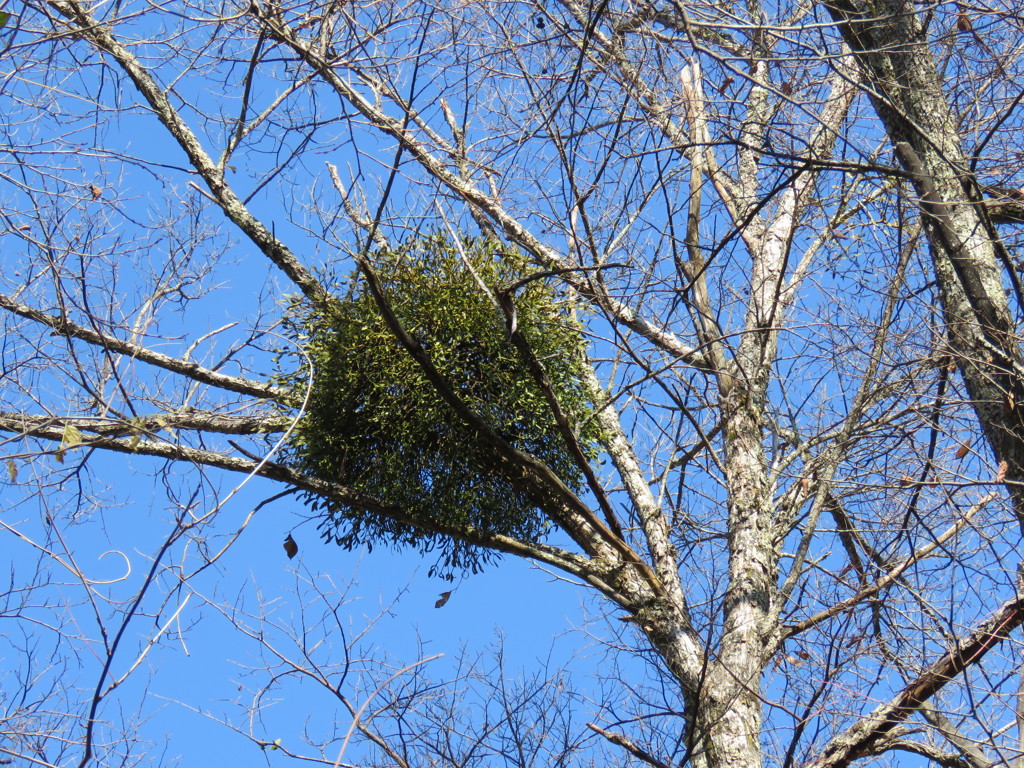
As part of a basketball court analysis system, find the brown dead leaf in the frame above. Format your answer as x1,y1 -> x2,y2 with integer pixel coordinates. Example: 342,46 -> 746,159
997,460 -> 1009,483
955,442 -> 970,460
283,533 -> 298,559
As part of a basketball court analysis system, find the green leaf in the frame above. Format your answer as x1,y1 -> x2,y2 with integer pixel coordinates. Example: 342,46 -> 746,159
0,12 -> 10,29
6,459 -> 16,483
274,233 -> 603,577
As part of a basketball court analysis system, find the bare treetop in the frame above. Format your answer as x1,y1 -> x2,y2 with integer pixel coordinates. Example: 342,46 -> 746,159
4,1 -> 1024,766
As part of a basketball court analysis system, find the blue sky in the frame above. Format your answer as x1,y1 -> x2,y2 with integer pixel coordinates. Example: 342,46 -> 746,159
0,40 -> 618,757
4,2 -> 1023,766
2,443 -> 629,764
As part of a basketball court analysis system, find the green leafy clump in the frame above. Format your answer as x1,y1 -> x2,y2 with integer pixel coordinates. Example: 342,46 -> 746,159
276,234 -> 601,575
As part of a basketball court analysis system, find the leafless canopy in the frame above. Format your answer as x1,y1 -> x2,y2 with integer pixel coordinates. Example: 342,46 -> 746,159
4,0 -> 1024,766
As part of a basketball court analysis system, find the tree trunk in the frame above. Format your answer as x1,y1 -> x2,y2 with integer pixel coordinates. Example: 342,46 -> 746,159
824,0 -> 1024,528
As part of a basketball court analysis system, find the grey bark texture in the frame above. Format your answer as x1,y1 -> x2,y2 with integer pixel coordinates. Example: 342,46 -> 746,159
824,0 -> 1024,528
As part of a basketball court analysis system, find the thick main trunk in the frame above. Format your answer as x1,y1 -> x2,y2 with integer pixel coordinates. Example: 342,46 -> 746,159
627,395 -> 771,768
634,614 -> 765,768
687,391 -> 774,768
697,694 -> 764,768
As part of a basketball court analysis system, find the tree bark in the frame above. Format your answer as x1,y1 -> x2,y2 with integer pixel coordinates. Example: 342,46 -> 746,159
823,0 -> 1024,529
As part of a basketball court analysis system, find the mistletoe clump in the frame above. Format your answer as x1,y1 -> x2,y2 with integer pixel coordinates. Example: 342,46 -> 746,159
277,234 -> 601,574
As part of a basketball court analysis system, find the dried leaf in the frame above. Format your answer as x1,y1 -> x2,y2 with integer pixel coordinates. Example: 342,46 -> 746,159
283,533 -> 298,559
780,81 -> 793,96
58,424 -> 83,463
6,460 -> 16,483
718,76 -> 734,94
955,442 -> 970,459
997,460 -> 1009,483
62,423 -> 83,447
957,11 -> 973,32
434,590 -> 452,609
89,184 -> 102,200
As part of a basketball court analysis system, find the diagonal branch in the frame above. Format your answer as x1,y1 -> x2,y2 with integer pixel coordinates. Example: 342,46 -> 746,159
0,292 -> 284,401
250,5 -> 704,367
587,722 -> 678,768
781,493 -> 994,643
0,409 -> 629,597
811,585 -> 1024,768
354,252 -> 644,572
918,701 -> 994,768
46,0 -> 329,303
